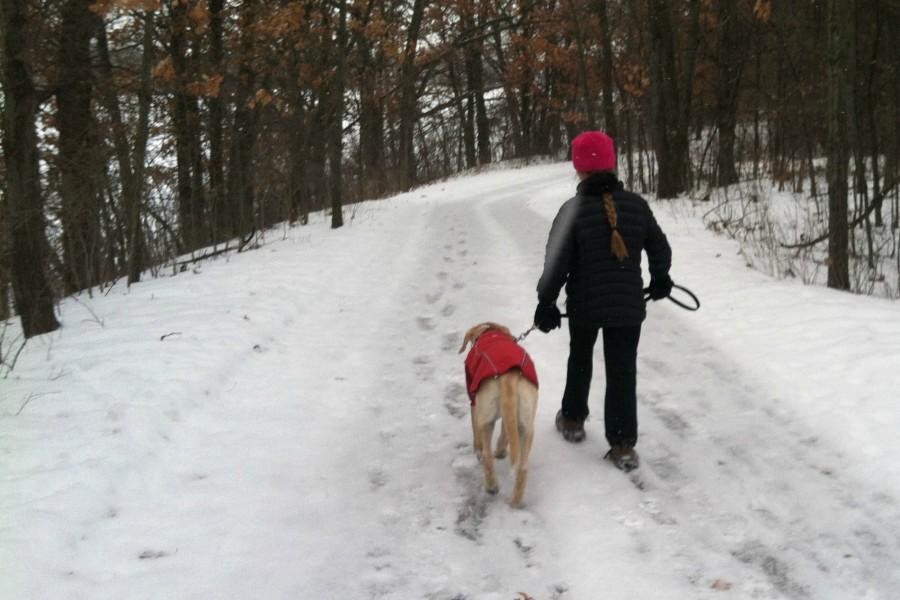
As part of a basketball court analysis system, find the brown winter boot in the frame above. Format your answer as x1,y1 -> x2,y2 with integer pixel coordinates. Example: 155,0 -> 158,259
606,445 -> 640,472
555,410 -> 586,443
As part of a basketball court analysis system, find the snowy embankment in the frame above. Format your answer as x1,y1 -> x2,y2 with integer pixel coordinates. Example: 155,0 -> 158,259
2,162 -> 899,599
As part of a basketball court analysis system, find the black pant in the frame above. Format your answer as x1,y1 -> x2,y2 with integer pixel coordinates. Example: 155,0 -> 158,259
560,321 -> 642,447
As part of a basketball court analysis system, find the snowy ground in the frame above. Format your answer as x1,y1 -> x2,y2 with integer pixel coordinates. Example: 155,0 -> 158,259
2,162 -> 900,600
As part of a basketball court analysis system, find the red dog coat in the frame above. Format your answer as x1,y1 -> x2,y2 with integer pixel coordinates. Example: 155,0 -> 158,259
464,328 -> 539,404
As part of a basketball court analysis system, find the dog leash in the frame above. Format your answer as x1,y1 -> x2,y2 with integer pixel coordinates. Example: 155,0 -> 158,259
516,324 -> 538,343
517,284 -> 700,342
644,284 -> 701,311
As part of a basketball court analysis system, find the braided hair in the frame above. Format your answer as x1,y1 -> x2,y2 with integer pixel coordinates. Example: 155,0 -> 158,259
603,191 -> 629,262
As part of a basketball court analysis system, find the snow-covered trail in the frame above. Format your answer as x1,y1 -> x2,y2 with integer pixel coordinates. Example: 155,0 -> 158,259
3,163 -> 899,600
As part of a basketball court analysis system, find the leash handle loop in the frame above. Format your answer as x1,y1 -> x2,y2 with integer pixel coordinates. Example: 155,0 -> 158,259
643,283 -> 701,311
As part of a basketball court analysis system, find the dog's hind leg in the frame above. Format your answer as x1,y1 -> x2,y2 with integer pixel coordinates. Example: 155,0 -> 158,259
471,409 -> 483,460
494,426 -> 508,459
511,380 -> 538,507
511,427 -> 533,507
499,372 -> 521,467
479,422 -> 499,494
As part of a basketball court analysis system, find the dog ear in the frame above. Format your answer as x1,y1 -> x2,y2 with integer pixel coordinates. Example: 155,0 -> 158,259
459,323 -> 490,353
458,326 -> 477,354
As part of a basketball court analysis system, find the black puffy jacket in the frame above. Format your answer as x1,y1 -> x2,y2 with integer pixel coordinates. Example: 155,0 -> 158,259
536,173 -> 672,327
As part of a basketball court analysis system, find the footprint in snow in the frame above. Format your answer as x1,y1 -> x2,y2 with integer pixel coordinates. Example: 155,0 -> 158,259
437,271 -> 449,281
413,355 -> 435,380
441,332 -> 460,352
416,317 -> 436,331
454,459 -> 489,542
455,493 -> 489,542
641,356 -> 671,377
651,406 -> 691,438
425,291 -> 443,305
514,537 -> 537,568
647,451 -> 685,483
441,304 -> 456,317
639,497 -> 677,525
731,540 -> 810,599
368,467 -> 388,491
443,382 -> 468,419
364,546 -> 400,596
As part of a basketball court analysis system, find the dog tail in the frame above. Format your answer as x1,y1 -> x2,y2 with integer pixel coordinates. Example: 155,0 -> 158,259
500,370 -> 521,467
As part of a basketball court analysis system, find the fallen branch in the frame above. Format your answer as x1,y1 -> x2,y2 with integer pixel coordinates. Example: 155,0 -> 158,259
0,332 -> 27,378
780,176 -> 899,249
13,391 -> 60,416
175,244 -> 234,268
160,332 -> 182,341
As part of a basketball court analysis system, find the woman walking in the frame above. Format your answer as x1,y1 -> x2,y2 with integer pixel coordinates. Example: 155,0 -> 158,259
534,131 -> 672,471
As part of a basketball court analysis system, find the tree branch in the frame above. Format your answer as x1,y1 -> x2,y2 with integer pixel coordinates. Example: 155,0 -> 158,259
780,176 -> 900,249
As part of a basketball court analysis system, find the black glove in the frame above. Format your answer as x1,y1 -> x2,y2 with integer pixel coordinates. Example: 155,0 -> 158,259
534,303 -> 562,333
647,275 -> 673,301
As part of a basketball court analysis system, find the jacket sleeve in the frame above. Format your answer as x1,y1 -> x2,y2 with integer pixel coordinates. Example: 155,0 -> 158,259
644,203 -> 672,281
536,199 -> 577,304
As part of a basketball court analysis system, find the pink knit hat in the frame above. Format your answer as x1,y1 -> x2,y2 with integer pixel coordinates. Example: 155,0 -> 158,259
572,131 -> 616,173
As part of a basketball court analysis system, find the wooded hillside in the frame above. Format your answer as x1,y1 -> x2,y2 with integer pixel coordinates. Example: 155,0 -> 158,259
2,0 -> 899,337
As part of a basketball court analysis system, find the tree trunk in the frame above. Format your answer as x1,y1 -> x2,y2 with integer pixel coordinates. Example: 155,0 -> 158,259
892,4 -> 900,230
570,1 -> 596,129
286,46 -> 308,225
358,28 -> 386,197
647,0 -> 690,198
826,0 -> 852,290
472,46 -> 491,165
208,0 -> 226,240
58,0 -> 101,292
225,1 -> 258,238
596,0 -> 618,141
127,11 -> 153,284
170,1 -> 205,251
448,54 -> 476,169
329,0 -> 348,229
97,16 -> 150,286
1,0 -> 60,337
398,0 -> 427,191
715,0 -> 741,186
0,188 -> 9,322
492,25 -> 523,158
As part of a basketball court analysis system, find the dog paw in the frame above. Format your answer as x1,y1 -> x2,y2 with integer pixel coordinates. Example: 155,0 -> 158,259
494,448 -> 508,459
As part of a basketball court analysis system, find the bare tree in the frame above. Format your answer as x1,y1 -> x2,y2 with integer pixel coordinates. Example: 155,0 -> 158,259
826,0 -> 852,290
57,0 -> 103,292
1,0 -> 60,337
715,0 -> 742,186
398,0 -> 428,191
